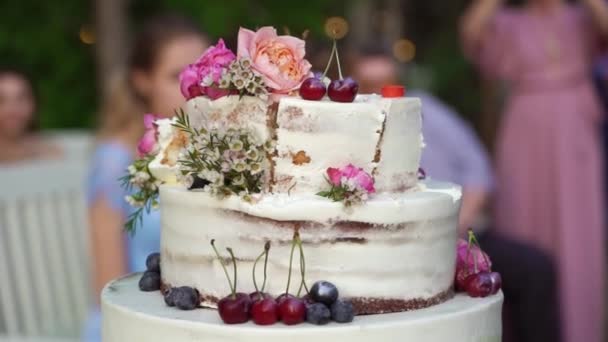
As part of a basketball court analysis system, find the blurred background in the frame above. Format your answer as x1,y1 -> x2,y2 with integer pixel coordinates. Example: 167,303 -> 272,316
0,0 -> 491,139
1,0 -> 607,341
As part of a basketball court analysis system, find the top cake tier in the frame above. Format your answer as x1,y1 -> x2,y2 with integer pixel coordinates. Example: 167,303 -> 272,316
184,94 -> 423,194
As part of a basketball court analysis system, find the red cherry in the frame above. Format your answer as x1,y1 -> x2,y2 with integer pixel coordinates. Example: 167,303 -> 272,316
249,291 -> 273,302
489,272 -> 502,294
464,272 -> 493,298
251,298 -> 279,325
328,77 -> 359,103
217,293 -> 251,324
275,293 -> 295,307
278,297 -> 306,325
299,77 -> 327,101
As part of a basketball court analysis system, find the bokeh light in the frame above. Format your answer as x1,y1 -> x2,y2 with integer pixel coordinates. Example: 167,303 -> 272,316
79,25 -> 95,45
324,16 -> 349,40
393,39 -> 416,63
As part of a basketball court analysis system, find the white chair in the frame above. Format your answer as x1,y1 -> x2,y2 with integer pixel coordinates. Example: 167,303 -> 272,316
0,132 -> 94,341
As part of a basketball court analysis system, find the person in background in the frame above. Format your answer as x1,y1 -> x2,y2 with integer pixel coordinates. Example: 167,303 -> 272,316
351,50 -> 561,342
85,14 -> 208,341
0,66 -> 60,162
461,0 -> 608,341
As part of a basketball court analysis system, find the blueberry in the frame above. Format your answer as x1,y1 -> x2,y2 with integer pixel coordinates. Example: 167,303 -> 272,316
306,303 -> 331,325
164,288 -> 178,307
146,253 -> 161,273
330,299 -> 354,323
310,281 -> 339,306
138,271 -> 161,292
173,286 -> 199,310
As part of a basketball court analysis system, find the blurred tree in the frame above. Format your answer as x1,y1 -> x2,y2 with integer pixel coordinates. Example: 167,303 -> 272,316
0,1 -> 96,130
1,0 -> 496,137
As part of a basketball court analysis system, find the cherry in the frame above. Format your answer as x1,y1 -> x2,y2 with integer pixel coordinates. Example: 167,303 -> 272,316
211,240 -> 251,324
276,293 -> 296,307
218,293 -> 251,324
279,297 -> 306,325
328,77 -> 359,103
464,272 -> 493,298
299,77 -> 326,101
489,272 -> 502,294
250,291 -> 273,302
251,298 -> 279,325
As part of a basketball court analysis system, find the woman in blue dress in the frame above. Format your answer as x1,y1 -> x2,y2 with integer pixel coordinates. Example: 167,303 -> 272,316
84,15 -> 208,341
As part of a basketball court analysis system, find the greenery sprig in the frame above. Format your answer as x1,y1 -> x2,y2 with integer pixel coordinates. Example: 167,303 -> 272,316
120,155 -> 160,234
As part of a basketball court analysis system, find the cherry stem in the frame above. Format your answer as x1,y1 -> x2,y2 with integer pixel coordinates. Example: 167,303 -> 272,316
322,41 -> 337,79
285,232 -> 299,295
262,241 -> 270,292
296,236 -> 309,297
252,247 -> 266,294
226,248 -> 238,299
334,39 -> 344,80
211,239 -> 235,296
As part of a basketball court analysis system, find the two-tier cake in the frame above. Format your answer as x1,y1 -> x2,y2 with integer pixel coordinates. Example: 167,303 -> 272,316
102,25 -> 503,341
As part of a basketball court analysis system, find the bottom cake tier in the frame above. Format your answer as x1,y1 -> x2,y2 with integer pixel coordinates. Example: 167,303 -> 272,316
102,274 -> 503,342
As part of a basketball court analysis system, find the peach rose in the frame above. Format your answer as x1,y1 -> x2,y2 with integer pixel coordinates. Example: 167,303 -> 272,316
237,27 -> 312,95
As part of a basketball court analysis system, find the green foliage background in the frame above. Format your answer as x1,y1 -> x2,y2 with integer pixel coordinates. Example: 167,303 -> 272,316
0,0 -> 484,130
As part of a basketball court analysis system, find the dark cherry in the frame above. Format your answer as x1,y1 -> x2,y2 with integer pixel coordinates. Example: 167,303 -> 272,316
217,293 -> 251,324
489,272 -> 502,294
299,77 -> 327,101
249,291 -> 273,302
251,298 -> 279,325
310,281 -> 339,306
464,272 -> 493,298
278,297 -> 306,325
275,293 -> 296,307
327,77 -> 359,103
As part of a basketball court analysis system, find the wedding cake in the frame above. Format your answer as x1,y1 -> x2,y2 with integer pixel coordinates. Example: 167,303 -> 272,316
102,25 -> 503,341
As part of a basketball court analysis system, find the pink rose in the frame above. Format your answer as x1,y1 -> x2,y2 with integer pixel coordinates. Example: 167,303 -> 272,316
237,27 -> 312,95
325,164 -> 376,194
179,39 -> 236,100
137,114 -> 159,157
454,238 -> 492,290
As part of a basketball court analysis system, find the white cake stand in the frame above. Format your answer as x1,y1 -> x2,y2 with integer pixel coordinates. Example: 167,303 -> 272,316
102,274 -> 503,342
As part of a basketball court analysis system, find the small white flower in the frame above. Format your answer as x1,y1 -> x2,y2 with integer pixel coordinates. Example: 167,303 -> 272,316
239,58 -> 252,68
233,77 -> 246,90
232,162 -> 247,172
249,162 -> 263,175
230,140 -> 244,152
240,70 -> 253,80
127,165 -> 137,175
218,77 -> 230,89
232,175 -> 246,186
246,149 -> 259,160
220,161 -> 231,172
264,140 -> 276,153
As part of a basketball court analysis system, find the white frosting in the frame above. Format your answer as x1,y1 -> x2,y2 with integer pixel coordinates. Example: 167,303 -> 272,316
274,95 -> 422,194
102,274 -> 503,342
180,95 -> 423,194
184,95 -> 271,143
149,118 -> 181,184
160,181 -> 461,303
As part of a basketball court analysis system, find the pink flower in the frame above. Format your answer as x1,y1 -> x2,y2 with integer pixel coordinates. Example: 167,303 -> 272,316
237,27 -> 312,95
454,238 -> 492,290
179,39 -> 236,100
326,164 -> 375,193
137,114 -> 159,157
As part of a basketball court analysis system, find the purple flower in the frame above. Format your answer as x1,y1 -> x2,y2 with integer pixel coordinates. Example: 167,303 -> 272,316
179,39 -> 236,100
326,164 -> 375,194
137,114 -> 159,157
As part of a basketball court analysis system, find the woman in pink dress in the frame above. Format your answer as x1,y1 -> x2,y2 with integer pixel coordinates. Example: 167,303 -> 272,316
461,0 -> 608,341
